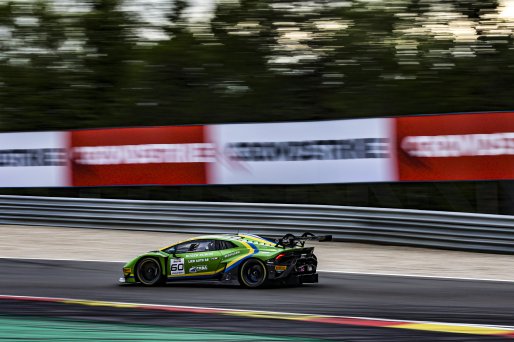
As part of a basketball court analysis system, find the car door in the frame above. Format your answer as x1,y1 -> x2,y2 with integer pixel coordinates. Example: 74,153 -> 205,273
168,240 -> 222,278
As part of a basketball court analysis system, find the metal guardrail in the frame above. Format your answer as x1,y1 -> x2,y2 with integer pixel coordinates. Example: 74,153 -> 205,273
1,195 -> 514,253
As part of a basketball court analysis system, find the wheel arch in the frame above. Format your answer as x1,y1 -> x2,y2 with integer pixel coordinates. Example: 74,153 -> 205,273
238,257 -> 268,288
134,255 -> 167,282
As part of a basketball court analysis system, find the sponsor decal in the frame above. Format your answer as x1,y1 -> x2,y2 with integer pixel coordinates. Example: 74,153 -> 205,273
207,119 -> 395,184
224,251 -> 241,258
0,148 -> 66,167
0,132 -> 69,187
73,143 -> 215,165
170,258 -> 185,275
189,265 -> 208,273
189,258 -> 209,263
225,138 -> 389,162
401,133 -> 514,158
71,126 -> 212,186
396,112 -> 514,181
188,252 -> 215,258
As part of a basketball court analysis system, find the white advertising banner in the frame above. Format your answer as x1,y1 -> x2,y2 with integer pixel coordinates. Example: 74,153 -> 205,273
207,118 -> 395,184
0,132 -> 69,187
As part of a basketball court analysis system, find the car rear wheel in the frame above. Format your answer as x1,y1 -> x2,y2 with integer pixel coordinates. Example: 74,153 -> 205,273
136,258 -> 164,286
239,259 -> 267,288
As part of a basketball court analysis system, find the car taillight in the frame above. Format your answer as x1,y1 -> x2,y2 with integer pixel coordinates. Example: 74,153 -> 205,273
275,253 -> 286,262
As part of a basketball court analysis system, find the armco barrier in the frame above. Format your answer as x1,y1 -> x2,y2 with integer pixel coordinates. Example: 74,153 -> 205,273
1,195 -> 514,253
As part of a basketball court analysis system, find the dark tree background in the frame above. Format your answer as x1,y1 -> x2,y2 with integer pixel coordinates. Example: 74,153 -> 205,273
0,0 -> 513,214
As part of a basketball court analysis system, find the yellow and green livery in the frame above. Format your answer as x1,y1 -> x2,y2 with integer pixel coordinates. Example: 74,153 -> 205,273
120,233 -> 330,288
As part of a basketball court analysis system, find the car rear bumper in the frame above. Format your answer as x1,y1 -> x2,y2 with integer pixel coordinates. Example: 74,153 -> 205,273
266,259 -> 318,282
298,273 -> 318,283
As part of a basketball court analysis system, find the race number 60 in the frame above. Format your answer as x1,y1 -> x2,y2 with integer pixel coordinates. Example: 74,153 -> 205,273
170,258 -> 185,275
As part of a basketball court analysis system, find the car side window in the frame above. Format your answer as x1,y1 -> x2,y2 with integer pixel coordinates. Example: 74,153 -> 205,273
166,240 -> 216,254
217,240 -> 237,250
172,242 -> 195,254
190,240 -> 215,252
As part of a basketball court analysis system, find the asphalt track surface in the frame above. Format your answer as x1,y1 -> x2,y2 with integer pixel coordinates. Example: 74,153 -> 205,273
1,258 -> 514,341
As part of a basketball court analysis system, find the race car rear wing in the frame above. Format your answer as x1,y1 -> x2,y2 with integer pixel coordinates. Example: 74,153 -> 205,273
274,232 -> 332,248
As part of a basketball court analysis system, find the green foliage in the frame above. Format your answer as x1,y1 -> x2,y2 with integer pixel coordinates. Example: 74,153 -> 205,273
0,0 -> 513,129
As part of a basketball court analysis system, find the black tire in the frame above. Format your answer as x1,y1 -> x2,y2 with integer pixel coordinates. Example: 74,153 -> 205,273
136,258 -> 164,286
239,259 -> 267,288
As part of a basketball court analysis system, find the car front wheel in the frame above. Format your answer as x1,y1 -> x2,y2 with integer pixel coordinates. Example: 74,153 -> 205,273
136,258 -> 164,286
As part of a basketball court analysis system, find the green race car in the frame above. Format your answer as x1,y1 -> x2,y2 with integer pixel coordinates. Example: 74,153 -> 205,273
119,232 -> 331,288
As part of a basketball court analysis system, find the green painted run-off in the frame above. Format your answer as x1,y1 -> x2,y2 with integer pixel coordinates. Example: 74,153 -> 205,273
0,315 -> 325,341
